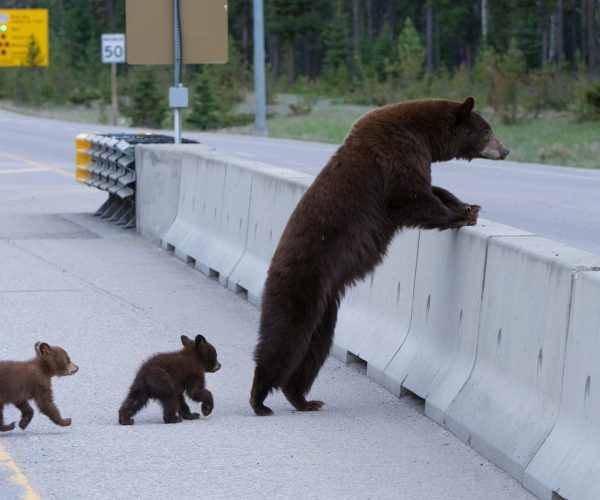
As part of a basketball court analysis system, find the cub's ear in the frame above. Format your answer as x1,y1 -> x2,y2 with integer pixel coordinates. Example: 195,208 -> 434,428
35,342 -> 52,357
195,335 -> 207,346
181,335 -> 193,347
456,96 -> 475,122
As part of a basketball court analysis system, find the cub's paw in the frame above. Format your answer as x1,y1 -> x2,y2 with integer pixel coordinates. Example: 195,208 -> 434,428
164,415 -> 183,424
18,418 -> 31,430
59,418 -> 72,427
299,400 -> 324,412
182,412 -> 200,420
0,422 -> 16,432
201,403 -> 213,417
119,414 -> 134,425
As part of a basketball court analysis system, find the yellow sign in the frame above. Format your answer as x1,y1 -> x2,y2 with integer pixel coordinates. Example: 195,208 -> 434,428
0,9 -> 49,67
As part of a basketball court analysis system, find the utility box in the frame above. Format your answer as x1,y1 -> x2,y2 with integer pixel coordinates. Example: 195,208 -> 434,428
126,0 -> 228,65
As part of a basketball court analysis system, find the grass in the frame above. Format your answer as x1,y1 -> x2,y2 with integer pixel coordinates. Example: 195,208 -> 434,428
490,114 -> 600,168
2,95 -> 600,169
225,99 -> 600,169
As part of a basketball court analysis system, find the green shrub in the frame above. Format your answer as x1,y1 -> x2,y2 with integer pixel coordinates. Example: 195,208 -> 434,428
126,67 -> 168,128
580,83 -> 600,120
187,71 -> 222,130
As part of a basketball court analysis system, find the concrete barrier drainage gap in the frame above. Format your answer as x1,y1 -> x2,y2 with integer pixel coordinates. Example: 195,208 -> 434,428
135,144 -> 600,499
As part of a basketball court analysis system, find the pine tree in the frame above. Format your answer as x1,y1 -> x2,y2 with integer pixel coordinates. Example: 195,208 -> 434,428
128,68 -> 168,128
187,71 -> 221,130
397,18 -> 426,85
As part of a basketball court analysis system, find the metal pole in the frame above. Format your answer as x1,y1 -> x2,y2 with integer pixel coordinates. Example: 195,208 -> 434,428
173,0 -> 183,143
111,62 -> 118,126
253,0 -> 269,136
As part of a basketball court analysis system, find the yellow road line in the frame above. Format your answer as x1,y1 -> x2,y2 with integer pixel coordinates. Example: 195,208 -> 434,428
0,443 -> 41,500
0,167 -> 50,175
0,150 -> 74,178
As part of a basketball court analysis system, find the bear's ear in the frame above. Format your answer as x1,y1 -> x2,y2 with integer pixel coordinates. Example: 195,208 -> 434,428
181,335 -> 193,347
35,342 -> 52,358
456,96 -> 475,122
195,335 -> 207,346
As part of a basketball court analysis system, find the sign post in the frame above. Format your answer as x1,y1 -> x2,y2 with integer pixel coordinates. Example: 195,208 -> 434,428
101,33 -> 126,126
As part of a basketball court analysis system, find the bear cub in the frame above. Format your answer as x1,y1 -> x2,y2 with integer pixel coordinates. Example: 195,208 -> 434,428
119,335 -> 221,425
0,342 -> 78,431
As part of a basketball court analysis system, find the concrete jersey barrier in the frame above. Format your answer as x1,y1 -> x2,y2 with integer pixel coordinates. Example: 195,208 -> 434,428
444,236 -> 600,482
135,144 -> 600,498
523,270 -> 600,500
383,222 -> 532,425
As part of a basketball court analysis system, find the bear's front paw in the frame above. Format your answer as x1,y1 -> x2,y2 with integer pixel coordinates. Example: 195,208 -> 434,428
201,402 -> 213,417
461,204 -> 479,226
0,422 -> 16,432
466,204 -> 481,215
59,418 -> 72,427
182,412 -> 200,420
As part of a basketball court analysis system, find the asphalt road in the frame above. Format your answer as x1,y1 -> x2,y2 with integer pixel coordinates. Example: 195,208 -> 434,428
0,108 -> 599,254
0,139 -> 535,499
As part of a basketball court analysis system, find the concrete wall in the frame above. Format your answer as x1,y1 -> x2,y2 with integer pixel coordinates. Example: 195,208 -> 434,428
136,144 -> 600,499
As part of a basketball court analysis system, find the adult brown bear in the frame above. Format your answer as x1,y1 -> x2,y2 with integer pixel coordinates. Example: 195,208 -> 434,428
250,97 -> 509,416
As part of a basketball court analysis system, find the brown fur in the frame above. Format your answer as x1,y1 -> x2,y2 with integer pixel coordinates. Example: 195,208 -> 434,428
250,97 -> 509,416
0,342 -> 78,431
118,335 -> 221,425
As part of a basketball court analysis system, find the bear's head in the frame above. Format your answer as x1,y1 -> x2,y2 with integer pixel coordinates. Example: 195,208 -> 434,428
35,342 -> 79,377
454,97 -> 509,161
181,334 -> 221,373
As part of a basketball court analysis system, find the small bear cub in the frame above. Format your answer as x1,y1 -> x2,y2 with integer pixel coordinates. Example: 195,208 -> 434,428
0,342 -> 78,431
118,335 -> 221,425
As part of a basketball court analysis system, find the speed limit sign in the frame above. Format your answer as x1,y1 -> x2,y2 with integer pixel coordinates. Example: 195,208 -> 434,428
101,33 -> 126,64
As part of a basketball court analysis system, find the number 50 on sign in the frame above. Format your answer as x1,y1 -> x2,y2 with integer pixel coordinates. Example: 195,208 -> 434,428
102,33 -> 126,64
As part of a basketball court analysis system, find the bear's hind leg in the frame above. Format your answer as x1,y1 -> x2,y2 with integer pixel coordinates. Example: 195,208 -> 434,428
161,395 -> 183,424
16,401 -> 34,430
0,404 -> 15,432
281,298 -> 338,412
118,388 -> 149,425
250,367 -> 275,416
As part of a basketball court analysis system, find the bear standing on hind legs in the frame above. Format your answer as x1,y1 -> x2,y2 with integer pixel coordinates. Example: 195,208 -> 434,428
250,97 -> 509,416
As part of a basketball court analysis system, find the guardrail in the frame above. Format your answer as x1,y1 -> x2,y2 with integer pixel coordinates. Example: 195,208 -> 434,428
134,144 -> 600,500
75,133 -> 197,229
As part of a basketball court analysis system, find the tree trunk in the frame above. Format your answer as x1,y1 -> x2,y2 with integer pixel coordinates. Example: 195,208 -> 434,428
353,0 -> 361,56
269,35 -> 280,80
481,0 -> 489,45
287,40 -> 295,85
107,0 -> 115,25
387,0 -> 396,38
587,0 -> 599,80
366,0 -> 374,42
557,0 -> 565,63
426,4 -> 434,73
550,13 -> 557,61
